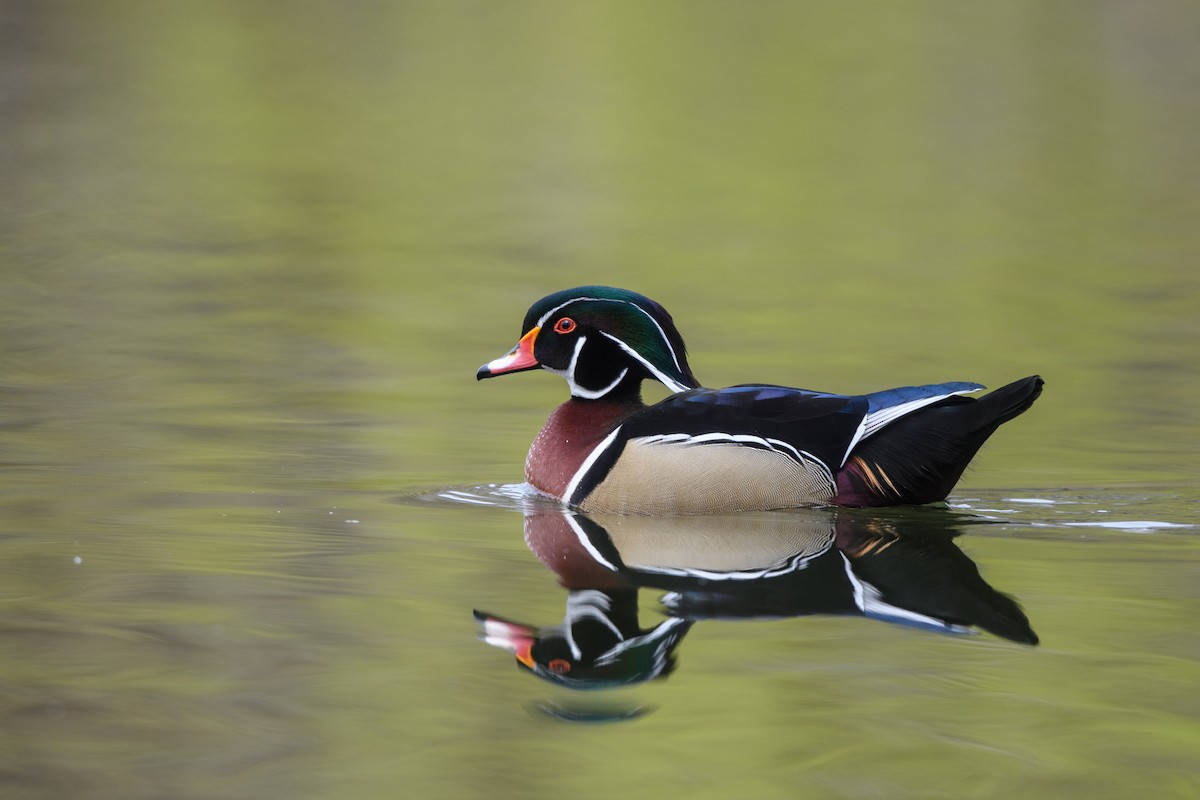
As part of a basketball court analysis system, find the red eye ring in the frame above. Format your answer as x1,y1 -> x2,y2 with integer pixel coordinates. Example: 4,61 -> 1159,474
547,659 -> 571,674
553,317 -> 576,334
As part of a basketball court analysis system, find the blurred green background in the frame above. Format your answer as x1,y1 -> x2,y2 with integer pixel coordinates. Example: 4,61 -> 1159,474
1,2 -> 1198,798
5,1 -> 1198,488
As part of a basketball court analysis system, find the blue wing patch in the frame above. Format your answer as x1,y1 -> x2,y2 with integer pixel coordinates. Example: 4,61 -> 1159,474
855,382 -> 985,450
864,382 -> 984,414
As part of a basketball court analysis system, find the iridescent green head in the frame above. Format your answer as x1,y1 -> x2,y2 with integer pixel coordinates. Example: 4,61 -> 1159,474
477,286 -> 700,399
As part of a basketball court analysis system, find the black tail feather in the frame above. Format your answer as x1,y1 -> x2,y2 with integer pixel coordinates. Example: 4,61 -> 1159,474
835,376 -> 1044,506
846,527 -> 1040,644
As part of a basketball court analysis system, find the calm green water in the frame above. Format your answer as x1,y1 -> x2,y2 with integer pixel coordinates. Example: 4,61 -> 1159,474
2,2 -> 1199,798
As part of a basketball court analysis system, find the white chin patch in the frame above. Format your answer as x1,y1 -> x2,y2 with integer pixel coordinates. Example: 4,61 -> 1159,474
556,336 -> 629,399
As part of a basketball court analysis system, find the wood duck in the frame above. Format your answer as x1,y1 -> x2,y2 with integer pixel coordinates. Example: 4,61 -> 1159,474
477,286 -> 1044,514
530,507 -> 1036,642
474,507 -> 1036,691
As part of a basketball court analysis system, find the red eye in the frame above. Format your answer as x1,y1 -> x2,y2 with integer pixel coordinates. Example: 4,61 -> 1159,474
553,317 -> 576,334
548,659 -> 571,674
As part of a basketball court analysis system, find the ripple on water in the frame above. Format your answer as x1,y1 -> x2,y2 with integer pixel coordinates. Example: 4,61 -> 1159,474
949,487 -> 1197,535
407,482 -> 557,512
418,485 -> 1197,536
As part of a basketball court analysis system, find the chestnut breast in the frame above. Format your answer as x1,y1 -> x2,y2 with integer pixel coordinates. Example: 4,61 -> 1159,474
525,399 -> 641,500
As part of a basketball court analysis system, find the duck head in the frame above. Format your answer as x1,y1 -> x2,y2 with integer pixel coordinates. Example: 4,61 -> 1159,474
474,590 -> 692,689
477,286 -> 700,400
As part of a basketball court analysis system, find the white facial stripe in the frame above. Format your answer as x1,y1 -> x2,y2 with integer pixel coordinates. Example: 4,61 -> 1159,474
561,589 -> 622,660
622,301 -> 686,374
565,589 -> 624,639
593,618 -> 688,669
548,336 -> 630,399
535,295 -> 688,383
536,297 -> 590,329
599,331 -> 690,393
558,622 -> 583,661
566,336 -> 585,374
569,367 -> 629,400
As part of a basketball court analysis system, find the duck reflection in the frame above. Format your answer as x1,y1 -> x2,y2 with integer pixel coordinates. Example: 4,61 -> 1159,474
476,506 -> 1037,690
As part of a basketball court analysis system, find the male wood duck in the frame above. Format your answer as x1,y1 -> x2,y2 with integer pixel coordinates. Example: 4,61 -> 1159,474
477,286 -> 1043,514
475,507 -> 1037,692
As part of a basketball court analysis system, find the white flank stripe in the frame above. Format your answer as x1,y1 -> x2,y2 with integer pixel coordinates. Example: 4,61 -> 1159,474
630,432 -> 835,488
636,433 -> 691,444
563,426 -> 625,504
563,511 -> 619,571
628,541 -> 834,582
